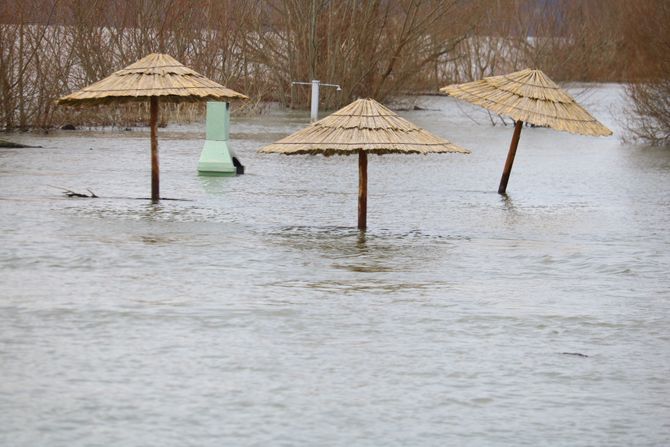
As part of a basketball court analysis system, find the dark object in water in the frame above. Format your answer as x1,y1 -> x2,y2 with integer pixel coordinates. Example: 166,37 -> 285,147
560,352 -> 589,358
233,156 -> 245,175
124,127 -> 132,131
0,139 -> 42,148
50,186 -> 98,198
61,124 -> 76,130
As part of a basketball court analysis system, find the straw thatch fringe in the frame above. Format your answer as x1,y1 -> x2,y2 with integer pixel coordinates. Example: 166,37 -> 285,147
440,69 -> 612,136
58,53 -> 247,106
259,98 -> 470,155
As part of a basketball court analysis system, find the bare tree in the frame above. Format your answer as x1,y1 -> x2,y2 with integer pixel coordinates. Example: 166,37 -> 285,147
622,0 -> 670,145
0,0 -> 657,131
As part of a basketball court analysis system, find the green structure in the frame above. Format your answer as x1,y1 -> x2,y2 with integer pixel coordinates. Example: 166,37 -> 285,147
197,101 -> 242,176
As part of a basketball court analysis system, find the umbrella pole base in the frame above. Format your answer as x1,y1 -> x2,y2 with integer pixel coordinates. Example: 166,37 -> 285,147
358,150 -> 367,231
498,120 -> 523,195
498,174 -> 511,195
150,97 -> 160,202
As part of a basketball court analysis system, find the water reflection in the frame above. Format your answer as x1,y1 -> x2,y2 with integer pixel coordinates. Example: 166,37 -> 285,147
627,144 -> 670,171
263,225 -> 458,280
198,175 -> 236,196
500,193 -> 516,211
356,230 -> 367,250
500,193 -> 521,226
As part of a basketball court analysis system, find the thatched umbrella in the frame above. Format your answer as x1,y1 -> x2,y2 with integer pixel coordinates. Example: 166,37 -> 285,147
57,53 -> 248,201
440,69 -> 612,194
259,98 -> 469,230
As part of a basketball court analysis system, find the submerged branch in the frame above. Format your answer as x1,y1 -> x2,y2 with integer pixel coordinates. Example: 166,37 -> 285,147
49,185 -> 98,198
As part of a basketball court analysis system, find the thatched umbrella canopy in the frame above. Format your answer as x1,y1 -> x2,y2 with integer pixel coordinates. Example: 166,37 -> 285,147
57,53 -> 248,201
440,68 -> 612,194
259,98 -> 469,230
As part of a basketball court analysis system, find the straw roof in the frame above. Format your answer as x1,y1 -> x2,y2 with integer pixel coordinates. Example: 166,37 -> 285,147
259,98 -> 469,156
440,69 -> 612,136
57,53 -> 248,106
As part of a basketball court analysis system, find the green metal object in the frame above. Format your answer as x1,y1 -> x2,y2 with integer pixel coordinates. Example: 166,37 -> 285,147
198,101 -> 236,176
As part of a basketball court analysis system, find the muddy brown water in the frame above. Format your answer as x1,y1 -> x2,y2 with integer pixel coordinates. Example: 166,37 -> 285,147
1,85 -> 669,446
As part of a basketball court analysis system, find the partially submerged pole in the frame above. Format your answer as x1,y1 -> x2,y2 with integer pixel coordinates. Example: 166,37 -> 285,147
310,80 -> 320,122
498,120 -> 523,195
358,150 -> 368,231
150,97 -> 160,202
291,79 -> 341,122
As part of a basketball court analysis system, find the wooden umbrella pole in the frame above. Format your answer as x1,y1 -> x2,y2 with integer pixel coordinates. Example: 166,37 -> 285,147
358,149 -> 368,231
150,97 -> 160,202
498,120 -> 523,195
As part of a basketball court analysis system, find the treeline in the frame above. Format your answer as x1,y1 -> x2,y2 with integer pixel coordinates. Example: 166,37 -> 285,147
0,0 -> 663,133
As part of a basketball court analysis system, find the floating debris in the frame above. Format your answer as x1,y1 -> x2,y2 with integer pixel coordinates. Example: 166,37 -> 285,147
49,186 -> 98,198
560,352 -> 589,358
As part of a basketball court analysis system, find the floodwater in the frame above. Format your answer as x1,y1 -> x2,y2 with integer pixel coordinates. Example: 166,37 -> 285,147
1,85 -> 668,446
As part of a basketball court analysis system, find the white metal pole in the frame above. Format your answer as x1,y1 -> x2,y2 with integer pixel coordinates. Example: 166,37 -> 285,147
310,80 -> 320,122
